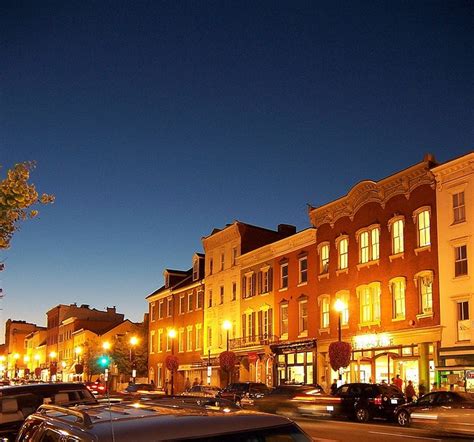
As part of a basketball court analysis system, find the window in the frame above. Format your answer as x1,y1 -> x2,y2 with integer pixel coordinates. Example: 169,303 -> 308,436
196,290 -> 204,309
336,291 -> 350,326
358,282 -> 381,324
195,324 -> 202,350
337,237 -> 349,270
389,218 -> 405,255
187,327 -> 193,351
158,300 -> 164,319
455,245 -> 468,277
179,295 -> 186,314
192,259 -> 199,281
280,262 -> 289,288
453,191 -> 466,224
232,282 -> 237,301
299,256 -> 308,284
158,329 -> 163,352
457,301 -> 470,341
209,258 -> 213,275
357,225 -> 380,264
150,331 -> 156,353
319,243 -> 329,273
220,252 -> 225,271
414,208 -> 431,248
178,329 -> 184,353
243,273 -> 256,298
415,271 -> 433,315
321,296 -> 330,329
259,309 -> 272,337
166,297 -> 173,317
208,290 -> 213,308
280,303 -> 288,337
298,297 -> 308,335
390,277 -> 406,319
166,333 -> 172,352
207,326 -> 212,348
260,267 -> 273,294
187,293 -> 194,312
220,286 -> 224,304
242,311 -> 256,340
232,247 -> 238,266
150,303 -> 156,321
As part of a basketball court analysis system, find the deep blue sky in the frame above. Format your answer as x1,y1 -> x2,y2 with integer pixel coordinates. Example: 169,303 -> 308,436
1,1 -> 472,339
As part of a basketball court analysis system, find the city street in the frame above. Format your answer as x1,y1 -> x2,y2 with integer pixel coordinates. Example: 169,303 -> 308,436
296,417 -> 474,442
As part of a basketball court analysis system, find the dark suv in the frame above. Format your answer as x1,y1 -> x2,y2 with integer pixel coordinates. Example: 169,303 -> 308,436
0,382 -> 97,440
218,382 -> 272,406
298,382 -> 405,422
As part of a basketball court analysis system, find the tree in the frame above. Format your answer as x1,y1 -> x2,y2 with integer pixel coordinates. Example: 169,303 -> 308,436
0,161 -> 54,249
83,337 -> 103,381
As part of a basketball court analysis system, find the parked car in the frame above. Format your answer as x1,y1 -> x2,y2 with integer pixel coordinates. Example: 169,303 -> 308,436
395,390 -> 474,427
0,382 -> 97,440
218,382 -> 272,406
254,383 -> 324,415
16,399 -> 313,441
120,383 -> 162,395
297,382 -> 406,422
182,385 -> 221,398
85,380 -> 108,395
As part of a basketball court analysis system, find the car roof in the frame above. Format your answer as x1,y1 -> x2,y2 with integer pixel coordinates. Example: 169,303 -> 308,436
32,401 -> 296,441
0,382 -> 89,396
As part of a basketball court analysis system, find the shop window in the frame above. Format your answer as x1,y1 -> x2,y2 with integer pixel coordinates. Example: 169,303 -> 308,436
280,303 -> 289,337
415,271 -> 433,315
388,216 -> 405,255
356,225 -> 380,264
298,297 -> 308,336
457,301 -> 470,341
357,282 -> 381,324
336,290 -> 350,326
299,256 -> 308,284
390,277 -> 406,320
455,245 -> 468,277
336,236 -> 349,270
453,191 -> 466,224
413,207 -> 431,248
318,242 -> 330,274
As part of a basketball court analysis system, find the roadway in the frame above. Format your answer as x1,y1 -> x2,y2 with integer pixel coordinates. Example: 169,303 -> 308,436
296,417 -> 473,442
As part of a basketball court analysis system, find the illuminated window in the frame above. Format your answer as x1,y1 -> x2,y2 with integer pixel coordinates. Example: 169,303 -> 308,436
299,256 -> 308,283
357,226 -> 380,264
280,262 -> 289,288
260,309 -> 272,337
390,277 -> 406,319
280,303 -> 289,337
453,191 -> 466,224
242,311 -> 256,340
195,324 -> 202,350
178,329 -> 184,353
457,301 -> 470,341
415,271 -> 433,315
336,237 -> 349,270
389,217 -> 405,255
455,245 -> 468,277
414,208 -> 431,248
243,273 -> 255,298
298,297 -> 308,335
357,282 -> 381,324
186,327 -> 193,352
260,267 -> 272,293
319,243 -> 330,273
320,296 -> 330,329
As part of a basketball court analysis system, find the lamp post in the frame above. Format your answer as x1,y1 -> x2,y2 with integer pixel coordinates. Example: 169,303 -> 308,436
334,299 -> 346,381
34,354 -> 40,379
222,320 -> 232,352
74,346 -> 83,382
13,353 -> 20,379
129,336 -> 138,384
168,329 -> 176,395
102,341 -> 111,383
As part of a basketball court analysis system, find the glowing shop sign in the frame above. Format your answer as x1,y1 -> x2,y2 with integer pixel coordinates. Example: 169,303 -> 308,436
353,334 -> 393,350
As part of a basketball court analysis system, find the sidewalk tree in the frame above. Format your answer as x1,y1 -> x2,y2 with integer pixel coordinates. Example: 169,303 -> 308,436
0,161 -> 54,249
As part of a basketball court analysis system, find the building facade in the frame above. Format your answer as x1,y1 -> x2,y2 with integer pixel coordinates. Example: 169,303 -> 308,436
433,152 -> 474,390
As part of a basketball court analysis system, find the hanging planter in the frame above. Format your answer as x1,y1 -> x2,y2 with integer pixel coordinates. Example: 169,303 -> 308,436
329,341 -> 352,372
165,355 -> 179,372
219,351 -> 236,372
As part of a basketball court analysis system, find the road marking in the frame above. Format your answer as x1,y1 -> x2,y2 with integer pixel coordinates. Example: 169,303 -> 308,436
368,431 -> 442,441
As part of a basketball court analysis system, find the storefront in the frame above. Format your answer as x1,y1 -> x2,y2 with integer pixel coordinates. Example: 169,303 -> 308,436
270,339 -> 316,385
437,346 -> 474,391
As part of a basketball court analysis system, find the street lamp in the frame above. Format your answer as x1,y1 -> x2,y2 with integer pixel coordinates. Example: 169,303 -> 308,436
49,351 -> 57,381
334,299 -> 346,342
168,329 -> 176,395
222,320 -> 232,352
129,336 -> 138,384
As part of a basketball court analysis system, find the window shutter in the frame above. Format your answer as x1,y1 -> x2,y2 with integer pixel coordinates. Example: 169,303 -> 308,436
252,274 -> 256,296
258,272 -> 262,294
242,276 -> 246,298
258,310 -> 263,338
268,267 -> 273,291
251,312 -> 256,339
268,308 -> 273,336
242,314 -> 247,338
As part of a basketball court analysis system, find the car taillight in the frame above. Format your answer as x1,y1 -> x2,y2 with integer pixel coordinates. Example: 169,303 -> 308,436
98,386 -> 105,391
374,395 -> 382,405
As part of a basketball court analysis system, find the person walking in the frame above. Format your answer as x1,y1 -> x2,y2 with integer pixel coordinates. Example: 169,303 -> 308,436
330,379 -> 338,395
394,374 -> 403,390
405,380 -> 416,403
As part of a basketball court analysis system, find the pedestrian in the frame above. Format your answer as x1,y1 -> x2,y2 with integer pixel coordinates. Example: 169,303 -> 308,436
394,374 -> 403,390
405,380 -> 416,403
192,377 -> 199,387
184,377 -> 191,391
330,379 -> 338,395
418,382 -> 426,397
431,382 -> 439,391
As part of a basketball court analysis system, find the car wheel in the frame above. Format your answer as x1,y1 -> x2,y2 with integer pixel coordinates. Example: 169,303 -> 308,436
355,407 -> 370,423
397,410 -> 410,427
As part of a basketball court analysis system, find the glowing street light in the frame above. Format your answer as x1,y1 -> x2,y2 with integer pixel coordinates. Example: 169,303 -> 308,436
129,336 -> 139,384
222,320 -> 232,352
334,299 -> 346,342
102,341 -> 111,351
168,329 -> 177,395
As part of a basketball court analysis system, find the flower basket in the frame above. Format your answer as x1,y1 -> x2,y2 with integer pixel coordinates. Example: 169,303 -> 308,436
165,355 -> 179,372
329,341 -> 352,372
219,351 -> 236,372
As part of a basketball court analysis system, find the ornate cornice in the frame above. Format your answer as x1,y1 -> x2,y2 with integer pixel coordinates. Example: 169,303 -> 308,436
309,161 -> 436,228
202,222 -> 241,250
432,153 -> 474,191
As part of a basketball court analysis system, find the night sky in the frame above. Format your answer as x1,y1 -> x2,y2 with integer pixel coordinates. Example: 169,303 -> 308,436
1,1 -> 472,338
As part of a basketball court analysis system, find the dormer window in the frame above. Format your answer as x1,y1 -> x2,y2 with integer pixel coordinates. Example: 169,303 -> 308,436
192,259 -> 199,281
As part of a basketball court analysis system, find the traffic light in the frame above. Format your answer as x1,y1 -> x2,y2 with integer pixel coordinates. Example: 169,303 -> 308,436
98,355 -> 110,368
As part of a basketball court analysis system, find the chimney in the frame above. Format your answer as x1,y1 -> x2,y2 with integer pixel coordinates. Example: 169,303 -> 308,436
277,224 -> 296,236
107,307 -> 116,314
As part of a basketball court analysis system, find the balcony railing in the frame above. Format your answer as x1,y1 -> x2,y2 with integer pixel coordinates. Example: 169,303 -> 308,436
229,334 -> 280,350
